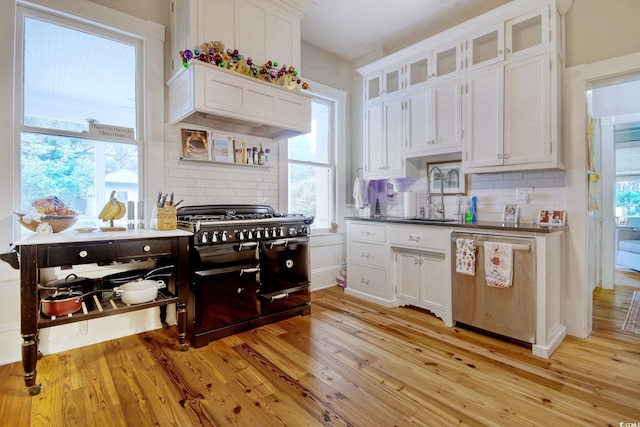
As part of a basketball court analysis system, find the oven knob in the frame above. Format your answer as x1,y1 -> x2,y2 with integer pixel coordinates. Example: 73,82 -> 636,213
236,230 -> 244,240
263,228 -> 270,238
200,232 -> 208,244
289,227 -> 298,235
272,227 -> 278,237
255,229 -> 262,239
212,231 -> 218,243
279,226 -> 284,236
247,229 -> 253,239
301,226 -> 308,234
221,231 -> 228,242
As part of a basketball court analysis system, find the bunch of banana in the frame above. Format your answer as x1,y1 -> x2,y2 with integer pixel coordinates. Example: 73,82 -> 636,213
98,191 -> 126,222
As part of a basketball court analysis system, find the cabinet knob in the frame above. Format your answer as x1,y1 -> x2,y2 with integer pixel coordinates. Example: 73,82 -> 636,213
498,49 -> 503,54
497,153 -> 503,159
79,250 -> 88,258
503,153 -> 509,159
506,48 -> 511,53
143,245 -> 151,252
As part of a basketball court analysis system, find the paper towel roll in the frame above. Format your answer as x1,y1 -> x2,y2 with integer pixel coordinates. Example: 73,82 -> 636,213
404,192 -> 417,219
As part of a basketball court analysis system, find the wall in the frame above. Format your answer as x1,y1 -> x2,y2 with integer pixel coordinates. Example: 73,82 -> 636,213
566,0 -> 640,68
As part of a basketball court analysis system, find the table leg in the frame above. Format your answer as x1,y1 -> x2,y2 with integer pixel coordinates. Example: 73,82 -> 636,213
22,332 -> 41,395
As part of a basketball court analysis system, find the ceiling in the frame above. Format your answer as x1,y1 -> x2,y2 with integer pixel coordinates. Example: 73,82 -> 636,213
300,0 -> 511,61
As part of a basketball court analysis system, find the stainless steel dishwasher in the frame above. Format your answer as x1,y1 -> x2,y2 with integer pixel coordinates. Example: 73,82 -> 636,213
451,232 -> 536,343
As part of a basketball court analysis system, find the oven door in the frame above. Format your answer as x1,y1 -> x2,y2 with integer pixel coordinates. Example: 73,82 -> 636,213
193,264 -> 259,333
259,237 -> 310,294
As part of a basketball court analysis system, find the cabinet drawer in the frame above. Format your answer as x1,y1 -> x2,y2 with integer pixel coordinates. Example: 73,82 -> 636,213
349,223 -> 386,243
116,238 -> 174,259
42,242 -> 116,267
388,226 -> 448,251
350,241 -> 387,267
348,264 -> 387,298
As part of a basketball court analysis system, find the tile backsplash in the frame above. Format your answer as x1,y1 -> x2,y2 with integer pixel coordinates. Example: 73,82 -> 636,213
357,170 -> 566,224
163,124 -> 280,209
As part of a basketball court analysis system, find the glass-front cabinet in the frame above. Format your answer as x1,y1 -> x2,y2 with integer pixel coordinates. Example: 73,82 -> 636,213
467,6 -> 549,71
364,63 -> 403,102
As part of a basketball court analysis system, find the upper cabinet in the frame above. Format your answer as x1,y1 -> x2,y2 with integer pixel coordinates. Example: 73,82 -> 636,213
358,0 -> 572,178
167,0 -> 313,138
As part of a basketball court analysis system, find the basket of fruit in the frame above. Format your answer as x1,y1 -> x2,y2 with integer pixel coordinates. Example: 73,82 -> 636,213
15,196 -> 78,233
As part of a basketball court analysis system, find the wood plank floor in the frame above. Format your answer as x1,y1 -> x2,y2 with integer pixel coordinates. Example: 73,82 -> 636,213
1,285 -> 639,426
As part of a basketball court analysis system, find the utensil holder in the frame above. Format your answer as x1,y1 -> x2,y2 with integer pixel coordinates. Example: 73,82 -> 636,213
151,205 -> 177,230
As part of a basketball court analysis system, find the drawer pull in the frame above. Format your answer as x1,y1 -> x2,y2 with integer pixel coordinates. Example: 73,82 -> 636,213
360,278 -> 371,285
143,245 -> 151,252
361,231 -> 372,237
79,250 -> 88,258
361,252 -> 371,259
409,235 -> 421,242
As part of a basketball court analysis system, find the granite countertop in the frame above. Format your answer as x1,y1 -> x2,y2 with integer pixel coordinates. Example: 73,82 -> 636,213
345,216 -> 567,233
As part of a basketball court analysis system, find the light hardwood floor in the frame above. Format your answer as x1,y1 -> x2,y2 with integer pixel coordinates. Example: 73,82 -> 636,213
1,285 -> 639,426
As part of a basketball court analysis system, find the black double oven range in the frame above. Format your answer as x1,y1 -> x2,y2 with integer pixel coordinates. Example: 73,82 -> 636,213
177,204 -> 313,347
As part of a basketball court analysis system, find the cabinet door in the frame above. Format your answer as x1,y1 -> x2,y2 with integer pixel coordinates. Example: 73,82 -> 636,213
383,66 -> 403,99
406,54 -> 430,90
364,102 -> 384,175
505,7 -> 549,61
404,87 -> 430,155
504,53 -> 551,166
464,65 -> 504,169
432,78 -> 462,153
383,96 -> 405,177
420,254 -> 445,311
467,23 -> 504,71
433,43 -> 461,80
395,251 -> 420,304
365,73 -> 382,102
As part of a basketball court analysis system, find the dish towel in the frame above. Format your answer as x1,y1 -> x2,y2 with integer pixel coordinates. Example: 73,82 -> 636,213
353,177 -> 368,209
455,238 -> 476,275
484,242 -> 514,288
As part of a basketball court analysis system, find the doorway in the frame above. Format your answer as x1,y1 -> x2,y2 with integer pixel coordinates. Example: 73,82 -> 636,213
588,76 -> 640,291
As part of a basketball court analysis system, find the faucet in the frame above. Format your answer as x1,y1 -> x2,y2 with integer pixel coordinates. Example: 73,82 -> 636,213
428,166 -> 445,219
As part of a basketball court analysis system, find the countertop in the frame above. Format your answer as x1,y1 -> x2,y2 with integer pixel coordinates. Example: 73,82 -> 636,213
15,228 -> 193,246
345,216 -> 567,233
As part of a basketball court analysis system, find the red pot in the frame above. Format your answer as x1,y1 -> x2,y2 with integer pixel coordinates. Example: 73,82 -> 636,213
41,292 -> 83,316
40,290 -> 104,316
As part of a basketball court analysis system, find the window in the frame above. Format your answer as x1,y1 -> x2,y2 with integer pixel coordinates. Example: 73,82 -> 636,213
16,6 -> 142,220
615,123 -> 640,218
287,99 -> 335,230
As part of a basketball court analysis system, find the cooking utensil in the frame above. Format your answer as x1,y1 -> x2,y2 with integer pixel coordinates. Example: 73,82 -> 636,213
114,279 -> 166,304
40,290 -> 105,317
100,265 -> 174,288
40,274 -> 95,293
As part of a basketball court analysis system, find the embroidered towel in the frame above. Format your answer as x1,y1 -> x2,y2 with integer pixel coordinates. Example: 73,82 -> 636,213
353,177 -> 368,209
455,238 -> 476,275
484,241 -> 514,288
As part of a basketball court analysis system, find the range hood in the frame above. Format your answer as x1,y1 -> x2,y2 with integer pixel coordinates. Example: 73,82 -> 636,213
167,61 -> 312,139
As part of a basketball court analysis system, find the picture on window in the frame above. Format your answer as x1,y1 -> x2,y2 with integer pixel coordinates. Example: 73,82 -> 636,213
502,204 -> 520,223
537,209 -> 566,226
427,161 -> 466,194
181,128 -> 211,161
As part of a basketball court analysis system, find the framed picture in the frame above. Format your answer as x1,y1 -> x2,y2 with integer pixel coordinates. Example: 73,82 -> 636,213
427,161 -> 466,194
211,133 -> 235,163
538,209 -> 566,226
502,204 -> 520,223
181,128 -> 211,161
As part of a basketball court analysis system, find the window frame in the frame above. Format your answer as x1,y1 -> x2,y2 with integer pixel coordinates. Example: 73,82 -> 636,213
9,0 -> 165,242
279,80 -> 347,235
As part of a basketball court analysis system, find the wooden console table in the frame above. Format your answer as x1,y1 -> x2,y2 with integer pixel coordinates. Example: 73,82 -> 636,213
16,229 -> 191,395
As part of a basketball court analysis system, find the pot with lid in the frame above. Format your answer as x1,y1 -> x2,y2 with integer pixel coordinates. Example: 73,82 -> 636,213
113,279 -> 166,304
41,273 -> 95,294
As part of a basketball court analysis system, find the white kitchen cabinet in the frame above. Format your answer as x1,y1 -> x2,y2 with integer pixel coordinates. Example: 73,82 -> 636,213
363,64 -> 403,103
388,225 -> 451,324
394,250 -> 446,319
169,0 -> 306,78
363,96 -> 405,178
464,53 -> 553,171
466,6 -> 549,72
405,77 -> 463,157
346,222 -> 393,306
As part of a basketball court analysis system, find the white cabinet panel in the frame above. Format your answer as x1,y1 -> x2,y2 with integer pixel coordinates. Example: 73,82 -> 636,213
349,223 -> 386,243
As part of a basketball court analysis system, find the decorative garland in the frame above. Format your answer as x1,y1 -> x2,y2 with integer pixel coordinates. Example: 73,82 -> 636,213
180,40 -> 309,91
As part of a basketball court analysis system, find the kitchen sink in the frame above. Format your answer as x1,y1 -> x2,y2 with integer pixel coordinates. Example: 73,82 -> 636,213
409,218 -> 457,223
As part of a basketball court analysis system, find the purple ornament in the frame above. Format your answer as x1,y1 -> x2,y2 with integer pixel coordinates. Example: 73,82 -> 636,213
183,49 -> 193,60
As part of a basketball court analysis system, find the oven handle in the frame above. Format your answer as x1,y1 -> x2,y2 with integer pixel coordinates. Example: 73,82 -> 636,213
267,239 -> 288,249
267,293 -> 289,302
234,242 -> 258,251
240,267 -> 260,276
